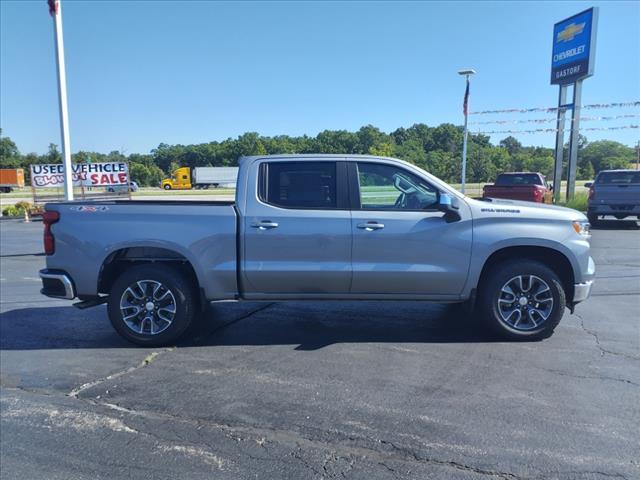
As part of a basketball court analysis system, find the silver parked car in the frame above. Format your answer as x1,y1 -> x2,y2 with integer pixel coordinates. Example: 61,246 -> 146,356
39,155 -> 595,346
107,181 -> 139,193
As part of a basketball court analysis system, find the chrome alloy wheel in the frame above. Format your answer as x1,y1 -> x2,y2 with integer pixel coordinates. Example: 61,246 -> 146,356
119,280 -> 177,335
497,275 -> 554,331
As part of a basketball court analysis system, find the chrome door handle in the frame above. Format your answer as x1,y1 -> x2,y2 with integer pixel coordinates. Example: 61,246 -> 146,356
357,222 -> 385,231
251,220 -> 279,230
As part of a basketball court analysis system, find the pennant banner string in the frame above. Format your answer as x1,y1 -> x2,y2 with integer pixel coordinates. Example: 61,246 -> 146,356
470,101 -> 639,115
475,125 -> 639,135
470,113 -> 640,125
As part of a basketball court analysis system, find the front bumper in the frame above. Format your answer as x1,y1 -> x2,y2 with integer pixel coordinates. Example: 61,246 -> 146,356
39,269 -> 76,300
573,280 -> 593,304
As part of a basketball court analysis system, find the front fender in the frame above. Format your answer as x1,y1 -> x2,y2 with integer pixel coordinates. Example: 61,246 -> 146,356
463,220 -> 591,298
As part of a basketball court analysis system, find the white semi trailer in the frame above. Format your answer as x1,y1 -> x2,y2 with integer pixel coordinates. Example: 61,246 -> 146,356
193,167 -> 238,189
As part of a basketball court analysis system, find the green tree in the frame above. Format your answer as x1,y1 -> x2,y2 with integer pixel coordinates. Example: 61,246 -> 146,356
0,131 -> 20,165
368,142 -> 394,157
393,139 -> 427,168
468,150 -> 497,182
429,124 -> 462,154
499,136 -> 523,156
45,144 -> 61,163
578,161 -> 594,180
523,155 -> 554,177
424,151 -> 454,180
315,130 -> 359,154
581,140 -> 635,173
357,125 -> 390,154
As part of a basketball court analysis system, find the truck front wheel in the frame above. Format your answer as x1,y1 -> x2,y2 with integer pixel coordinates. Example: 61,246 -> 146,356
163,184 -> 172,190
478,260 -> 566,341
107,264 -> 196,346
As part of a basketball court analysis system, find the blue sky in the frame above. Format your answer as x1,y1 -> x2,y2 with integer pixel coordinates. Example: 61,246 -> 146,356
1,0 -> 639,154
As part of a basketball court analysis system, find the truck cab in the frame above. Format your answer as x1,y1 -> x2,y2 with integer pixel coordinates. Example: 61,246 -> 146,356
161,167 -> 191,190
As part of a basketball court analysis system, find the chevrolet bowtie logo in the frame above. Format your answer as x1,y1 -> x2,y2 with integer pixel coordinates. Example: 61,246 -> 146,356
557,22 -> 586,43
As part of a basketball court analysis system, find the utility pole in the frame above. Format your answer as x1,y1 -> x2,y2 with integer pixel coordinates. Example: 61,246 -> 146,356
458,69 -> 475,194
636,140 -> 639,170
48,0 -> 74,201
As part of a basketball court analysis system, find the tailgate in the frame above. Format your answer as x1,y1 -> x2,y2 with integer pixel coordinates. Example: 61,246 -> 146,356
593,185 -> 640,204
483,186 -> 541,202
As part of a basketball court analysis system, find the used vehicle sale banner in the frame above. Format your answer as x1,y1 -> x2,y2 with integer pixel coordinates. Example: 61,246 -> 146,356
30,163 -> 129,188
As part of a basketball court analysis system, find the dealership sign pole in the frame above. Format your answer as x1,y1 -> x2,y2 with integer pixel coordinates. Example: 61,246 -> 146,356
550,7 -> 598,203
48,0 -> 74,201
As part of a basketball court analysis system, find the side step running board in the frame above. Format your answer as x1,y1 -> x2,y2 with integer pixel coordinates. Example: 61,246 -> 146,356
73,296 -> 109,310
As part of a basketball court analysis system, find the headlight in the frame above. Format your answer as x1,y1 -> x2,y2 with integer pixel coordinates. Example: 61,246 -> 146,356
572,221 -> 591,236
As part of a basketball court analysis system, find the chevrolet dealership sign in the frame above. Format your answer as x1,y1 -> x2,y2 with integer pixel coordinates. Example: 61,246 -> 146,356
551,8 -> 598,85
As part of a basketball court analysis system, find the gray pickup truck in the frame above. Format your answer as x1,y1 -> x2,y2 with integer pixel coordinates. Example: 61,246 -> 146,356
586,169 -> 640,225
39,155 -> 595,345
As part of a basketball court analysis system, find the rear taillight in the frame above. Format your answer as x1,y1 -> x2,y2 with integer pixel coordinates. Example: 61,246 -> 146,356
42,211 -> 60,255
588,187 -> 595,200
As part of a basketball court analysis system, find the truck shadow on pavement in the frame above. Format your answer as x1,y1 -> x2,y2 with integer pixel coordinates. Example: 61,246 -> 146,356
1,301 -> 504,351
591,219 -> 639,230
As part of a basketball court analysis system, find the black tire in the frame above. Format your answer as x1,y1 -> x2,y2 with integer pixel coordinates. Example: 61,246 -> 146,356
163,184 -> 172,190
478,260 -> 566,341
107,264 -> 196,346
587,213 -> 599,226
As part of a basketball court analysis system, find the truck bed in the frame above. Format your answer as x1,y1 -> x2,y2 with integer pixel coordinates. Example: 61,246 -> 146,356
44,200 -> 239,300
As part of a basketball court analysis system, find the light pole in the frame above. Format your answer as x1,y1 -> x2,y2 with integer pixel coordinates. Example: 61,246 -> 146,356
48,0 -> 74,201
458,69 -> 475,194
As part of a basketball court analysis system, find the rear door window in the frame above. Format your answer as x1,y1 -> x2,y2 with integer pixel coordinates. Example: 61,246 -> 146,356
495,174 -> 542,186
596,171 -> 640,184
260,162 -> 338,209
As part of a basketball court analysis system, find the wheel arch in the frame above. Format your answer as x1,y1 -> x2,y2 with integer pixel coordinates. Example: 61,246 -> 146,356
476,245 -> 575,303
97,245 -> 204,306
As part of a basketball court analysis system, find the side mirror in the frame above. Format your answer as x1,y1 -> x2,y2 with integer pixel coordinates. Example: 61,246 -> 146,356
437,193 -> 461,222
584,182 -> 593,188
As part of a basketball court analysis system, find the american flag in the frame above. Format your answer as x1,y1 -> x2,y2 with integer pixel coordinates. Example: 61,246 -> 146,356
463,78 -> 470,116
48,0 -> 59,16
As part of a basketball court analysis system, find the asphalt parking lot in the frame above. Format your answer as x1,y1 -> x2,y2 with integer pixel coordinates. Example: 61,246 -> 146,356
1,218 -> 638,480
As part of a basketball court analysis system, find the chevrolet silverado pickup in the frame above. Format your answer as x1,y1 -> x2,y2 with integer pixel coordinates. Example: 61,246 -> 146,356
483,172 -> 552,203
586,169 -> 640,225
39,155 -> 595,345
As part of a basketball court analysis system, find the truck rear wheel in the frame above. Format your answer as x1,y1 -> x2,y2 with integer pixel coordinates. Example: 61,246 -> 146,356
478,260 -> 565,341
107,264 -> 196,346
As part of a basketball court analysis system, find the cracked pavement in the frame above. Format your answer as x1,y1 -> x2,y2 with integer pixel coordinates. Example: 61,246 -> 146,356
1,219 -> 639,479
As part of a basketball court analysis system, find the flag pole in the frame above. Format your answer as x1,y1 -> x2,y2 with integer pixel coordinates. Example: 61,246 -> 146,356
49,0 -> 74,201
461,78 -> 469,195
458,69 -> 475,195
